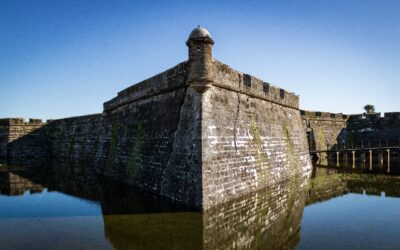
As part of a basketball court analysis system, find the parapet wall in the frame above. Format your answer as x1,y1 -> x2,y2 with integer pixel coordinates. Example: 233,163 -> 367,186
213,61 -> 299,109
347,112 -> 400,121
103,62 -> 188,113
300,110 -> 348,121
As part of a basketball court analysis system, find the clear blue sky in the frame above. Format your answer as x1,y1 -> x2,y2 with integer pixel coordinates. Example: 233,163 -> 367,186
1,0 -> 399,120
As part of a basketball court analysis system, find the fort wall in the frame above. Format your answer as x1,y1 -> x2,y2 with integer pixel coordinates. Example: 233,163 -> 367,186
46,114 -> 105,160
102,62 -> 203,207
300,111 -> 348,152
0,60 -> 311,209
0,118 -> 46,158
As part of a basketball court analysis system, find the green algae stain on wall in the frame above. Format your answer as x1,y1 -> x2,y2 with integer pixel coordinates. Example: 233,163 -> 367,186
282,121 -> 307,227
106,124 -> 119,173
68,133 -> 76,159
127,122 -> 144,183
79,137 -> 86,157
249,119 -> 268,163
283,121 -> 298,155
283,121 -> 303,178
316,127 -> 327,150
58,126 -> 65,154
249,119 -> 270,187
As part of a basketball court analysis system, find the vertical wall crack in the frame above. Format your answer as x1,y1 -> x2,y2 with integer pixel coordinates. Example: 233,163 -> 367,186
233,75 -> 242,152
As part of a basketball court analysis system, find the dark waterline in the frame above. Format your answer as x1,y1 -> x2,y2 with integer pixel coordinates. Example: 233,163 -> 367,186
0,158 -> 399,249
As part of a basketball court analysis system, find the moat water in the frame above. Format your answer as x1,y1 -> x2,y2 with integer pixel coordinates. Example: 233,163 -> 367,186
0,158 -> 399,249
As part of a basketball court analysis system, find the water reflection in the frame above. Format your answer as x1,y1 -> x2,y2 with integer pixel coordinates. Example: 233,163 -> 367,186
314,154 -> 400,175
0,159 -> 309,250
307,162 -> 400,205
298,164 -> 400,249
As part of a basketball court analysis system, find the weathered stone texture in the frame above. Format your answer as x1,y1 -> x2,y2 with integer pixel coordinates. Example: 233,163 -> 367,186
47,114 -> 104,160
103,62 -> 188,112
101,62 -> 204,207
212,61 -> 299,109
201,63 -> 311,209
0,119 -> 10,157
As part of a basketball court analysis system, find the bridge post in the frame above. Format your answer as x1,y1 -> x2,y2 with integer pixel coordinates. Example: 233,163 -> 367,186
344,151 -> 348,167
369,150 -> 373,171
361,151 -> 366,163
387,149 -> 391,173
336,151 -> 340,167
378,150 -> 383,168
352,151 -> 356,169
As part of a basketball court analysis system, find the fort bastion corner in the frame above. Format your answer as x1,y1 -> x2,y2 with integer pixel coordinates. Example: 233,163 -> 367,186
1,27 -> 315,210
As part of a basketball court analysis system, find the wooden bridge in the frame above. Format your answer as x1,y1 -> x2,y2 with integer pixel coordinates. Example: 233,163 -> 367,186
310,142 -> 400,173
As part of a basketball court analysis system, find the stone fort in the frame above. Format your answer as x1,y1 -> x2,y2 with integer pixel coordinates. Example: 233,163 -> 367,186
1,27 -> 398,210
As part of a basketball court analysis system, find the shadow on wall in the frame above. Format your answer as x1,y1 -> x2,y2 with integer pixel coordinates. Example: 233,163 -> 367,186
1,115 -> 106,163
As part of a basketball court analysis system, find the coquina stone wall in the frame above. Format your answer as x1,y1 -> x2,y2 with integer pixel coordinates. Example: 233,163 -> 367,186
202,61 -> 311,208
102,62 -> 204,207
46,114 -> 105,160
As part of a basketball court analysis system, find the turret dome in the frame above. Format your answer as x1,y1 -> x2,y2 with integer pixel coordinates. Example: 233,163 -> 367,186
186,26 -> 214,46
188,26 -> 212,39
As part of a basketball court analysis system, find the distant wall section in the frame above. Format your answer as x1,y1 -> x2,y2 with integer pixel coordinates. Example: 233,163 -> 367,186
300,111 -> 348,152
346,112 -> 400,147
301,111 -> 400,153
1,118 -> 47,158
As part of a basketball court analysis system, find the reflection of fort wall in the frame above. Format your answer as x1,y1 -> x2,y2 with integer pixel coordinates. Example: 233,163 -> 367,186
203,176 -> 308,250
307,170 -> 347,205
345,175 -> 400,197
101,176 -> 309,250
2,159 -> 310,250
0,160 -> 101,201
307,166 -> 400,205
0,171 -> 43,196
